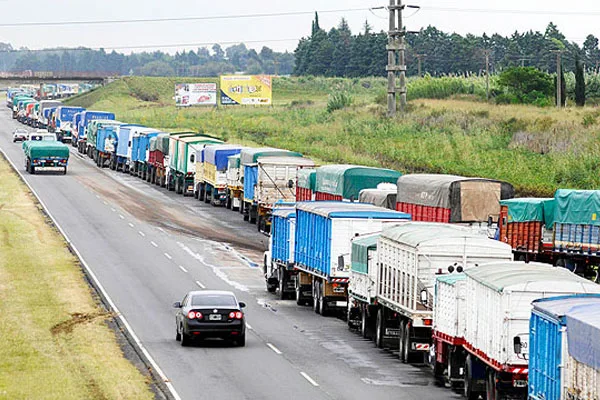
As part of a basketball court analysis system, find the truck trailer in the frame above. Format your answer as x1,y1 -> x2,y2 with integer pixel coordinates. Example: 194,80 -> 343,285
314,164 -> 401,201
54,106 -> 85,143
263,205 -> 298,299
199,144 -> 243,206
23,140 -> 69,175
110,124 -> 144,171
293,202 -> 411,315
226,154 -> 243,211
296,168 -> 316,201
76,111 -> 115,154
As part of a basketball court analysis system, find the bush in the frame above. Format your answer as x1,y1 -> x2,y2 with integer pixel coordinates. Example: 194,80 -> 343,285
497,67 -> 554,104
327,92 -> 353,113
407,76 -> 488,100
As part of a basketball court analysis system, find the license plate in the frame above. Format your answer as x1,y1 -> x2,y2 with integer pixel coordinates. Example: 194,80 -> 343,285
209,314 -> 222,321
513,380 -> 527,388
385,328 -> 400,337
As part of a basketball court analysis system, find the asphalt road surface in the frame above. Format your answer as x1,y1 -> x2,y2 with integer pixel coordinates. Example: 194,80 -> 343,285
0,108 -> 462,400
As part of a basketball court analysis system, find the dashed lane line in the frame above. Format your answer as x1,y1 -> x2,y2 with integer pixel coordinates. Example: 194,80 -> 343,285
138,231 -> 145,237
150,241 -> 158,247
195,280 -> 206,289
267,343 -> 282,355
164,253 -> 172,260
178,265 -> 188,273
128,222 -> 134,228
119,214 -> 125,220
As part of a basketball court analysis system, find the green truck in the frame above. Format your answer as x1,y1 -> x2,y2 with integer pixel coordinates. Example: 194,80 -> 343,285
23,139 -> 70,175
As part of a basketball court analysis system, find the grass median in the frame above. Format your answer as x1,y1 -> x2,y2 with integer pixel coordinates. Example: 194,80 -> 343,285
0,155 -> 153,399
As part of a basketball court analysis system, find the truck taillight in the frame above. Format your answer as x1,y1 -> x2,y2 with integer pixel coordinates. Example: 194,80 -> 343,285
423,319 -> 433,326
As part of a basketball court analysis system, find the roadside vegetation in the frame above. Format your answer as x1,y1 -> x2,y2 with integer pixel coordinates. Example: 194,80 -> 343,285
66,75 -> 600,197
0,156 -> 153,399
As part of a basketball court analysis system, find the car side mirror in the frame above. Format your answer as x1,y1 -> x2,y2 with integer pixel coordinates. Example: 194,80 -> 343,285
172,301 -> 182,308
239,302 -> 246,308
513,336 -> 522,354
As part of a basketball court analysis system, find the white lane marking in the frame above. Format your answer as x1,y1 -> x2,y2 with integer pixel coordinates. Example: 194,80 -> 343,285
110,208 -> 116,212
128,223 -> 134,228
245,323 -> 252,330
103,201 -> 108,205
178,265 -> 188,273
300,372 -> 319,387
95,194 -> 100,199
138,231 -> 145,237
119,214 -> 124,220
164,253 -> 172,260
195,280 -> 206,289
267,343 -> 282,355
0,150 -> 183,400
150,241 -> 158,247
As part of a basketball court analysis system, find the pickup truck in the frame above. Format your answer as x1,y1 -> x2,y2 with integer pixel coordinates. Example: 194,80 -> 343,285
22,135 -> 69,175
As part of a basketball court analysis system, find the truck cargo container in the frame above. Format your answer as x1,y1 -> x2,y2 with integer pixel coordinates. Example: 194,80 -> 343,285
263,205 -> 298,299
128,127 -> 161,176
193,146 -> 207,199
499,190 -> 600,280
12,95 -> 32,118
314,164 -> 401,201
54,106 -> 85,143
147,133 -> 168,183
87,119 -> 123,160
76,111 -> 115,154
16,99 -> 36,123
456,262 -> 600,400
111,124 -> 144,172
198,145 -> 243,206
167,135 -> 223,195
157,132 -> 197,187
296,168 -> 316,201
23,140 -> 69,175
358,185 -> 397,209
38,100 -> 62,129
226,154 -> 243,211
254,156 -> 315,233
95,125 -> 122,168
294,202 -> 411,315
240,148 -> 303,224
373,223 -> 513,361
71,112 -> 84,148
396,174 -> 514,226
24,102 -> 37,125
528,295 -> 600,400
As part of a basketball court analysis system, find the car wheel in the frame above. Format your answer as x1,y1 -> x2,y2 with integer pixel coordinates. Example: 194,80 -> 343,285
237,333 -> 246,347
175,325 -> 181,342
180,327 -> 190,347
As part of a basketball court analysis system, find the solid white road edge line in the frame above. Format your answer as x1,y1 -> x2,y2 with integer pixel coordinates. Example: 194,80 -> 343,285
0,149 -> 182,400
300,372 -> 319,387
178,265 -> 188,273
266,343 -> 282,355
245,323 -> 252,330
195,280 -> 206,289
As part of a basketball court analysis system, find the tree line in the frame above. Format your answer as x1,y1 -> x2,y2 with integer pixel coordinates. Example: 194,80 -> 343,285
0,42 -> 295,76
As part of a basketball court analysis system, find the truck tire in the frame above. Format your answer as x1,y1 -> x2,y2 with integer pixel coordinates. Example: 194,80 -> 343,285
318,293 -> 328,316
401,321 -> 410,363
360,306 -> 370,339
278,268 -> 287,300
375,309 -> 385,348
464,355 -> 480,400
313,282 -> 320,314
486,370 -> 499,400
30,165 -> 35,175
63,167 -> 67,175
226,195 -> 232,209
295,280 -> 305,306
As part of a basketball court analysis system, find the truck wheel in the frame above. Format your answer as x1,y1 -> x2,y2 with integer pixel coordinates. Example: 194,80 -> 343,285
278,275 -> 287,300
63,167 -> 67,175
30,165 -> 35,175
375,308 -> 384,348
401,321 -> 410,363
464,356 -> 480,400
204,190 -> 210,203
313,282 -> 320,314
360,306 -> 369,339
319,293 -> 328,316
226,196 -> 232,209
486,370 -> 499,400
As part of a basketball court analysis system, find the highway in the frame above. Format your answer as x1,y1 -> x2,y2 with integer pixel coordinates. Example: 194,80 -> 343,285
0,108 -> 461,400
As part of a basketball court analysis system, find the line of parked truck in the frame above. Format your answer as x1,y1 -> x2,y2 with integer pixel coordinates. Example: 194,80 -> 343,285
7,88 -> 600,400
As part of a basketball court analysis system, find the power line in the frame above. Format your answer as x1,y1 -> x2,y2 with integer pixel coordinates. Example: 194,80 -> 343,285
425,6 -> 600,17
0,7 -> 375,28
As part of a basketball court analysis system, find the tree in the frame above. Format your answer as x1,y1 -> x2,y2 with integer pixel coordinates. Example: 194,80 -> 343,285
575,54 -> 586,106
497,66 -> 553,103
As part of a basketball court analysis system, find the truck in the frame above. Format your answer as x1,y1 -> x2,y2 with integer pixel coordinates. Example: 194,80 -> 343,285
296,168 -> 316,201
358,184 -> 397,210
16,99 -> 36,123
53,106 -> 85,143
250,156 -> 315,232
23,140 -> 69,175
130,127 -> 161,179
448,262 -> 600,400
155,132 -> 197,187
24,102 -> 37,125
239,148 -> 303,224
368,223 -> 513,359
226,154 -> 243,211
38,100 -> 62,128
147,133 -> 169,183
198,144 -> 243,206
76,111 -> 116,154
71,111 -> 84,148
95,125 -> 120,168
395,174 -> 514,226
498,190 -> 600,280
167,135 -> 223,195
314,164 -> 401,201
12,95 -> 33,118
86,119 -> 123,160
293,202 -> 411,315
110,124 -> 144,172
528,294 -> 600,400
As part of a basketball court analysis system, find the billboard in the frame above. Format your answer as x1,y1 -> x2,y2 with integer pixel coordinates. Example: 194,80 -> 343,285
175,83 -> 217,107
220,75 -> 272,105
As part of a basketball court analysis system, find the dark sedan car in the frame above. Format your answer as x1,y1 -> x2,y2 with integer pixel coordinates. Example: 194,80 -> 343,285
173,290 -> 246,347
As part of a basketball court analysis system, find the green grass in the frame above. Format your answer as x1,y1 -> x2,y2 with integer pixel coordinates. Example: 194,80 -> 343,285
66,76 -> 600,197
0,156 -> 153,399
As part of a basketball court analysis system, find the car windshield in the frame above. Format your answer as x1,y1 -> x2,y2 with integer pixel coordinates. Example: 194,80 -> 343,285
42,136 -> 55,141
191,294 -> 237,307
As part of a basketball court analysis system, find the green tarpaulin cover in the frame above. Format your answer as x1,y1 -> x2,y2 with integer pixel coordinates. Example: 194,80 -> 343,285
297,169 -> 316,190
351,234 -> 379,274
315,164 -> 401,200
239,148 -> 303,165
500,198 -> 554,224
554,189 -> 600,226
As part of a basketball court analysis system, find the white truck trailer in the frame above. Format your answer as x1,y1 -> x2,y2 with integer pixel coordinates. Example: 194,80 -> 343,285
372,222 -> 513,359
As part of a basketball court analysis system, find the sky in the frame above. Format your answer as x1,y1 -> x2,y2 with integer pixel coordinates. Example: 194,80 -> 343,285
0,0 -> 598,54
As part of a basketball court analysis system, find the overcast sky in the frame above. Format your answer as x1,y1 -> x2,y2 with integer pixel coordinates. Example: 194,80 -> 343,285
0,0 -> 598,54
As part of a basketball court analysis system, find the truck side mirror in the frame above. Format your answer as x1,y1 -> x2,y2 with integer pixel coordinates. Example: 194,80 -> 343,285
287,179 -> 294,189
513,336 -> 522,354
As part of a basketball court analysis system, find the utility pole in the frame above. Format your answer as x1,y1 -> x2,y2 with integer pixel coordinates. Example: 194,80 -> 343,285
387,0 -> 400,117
415,53 -> 426,77
552,50 -> 564,108
483,49 -> 490,101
